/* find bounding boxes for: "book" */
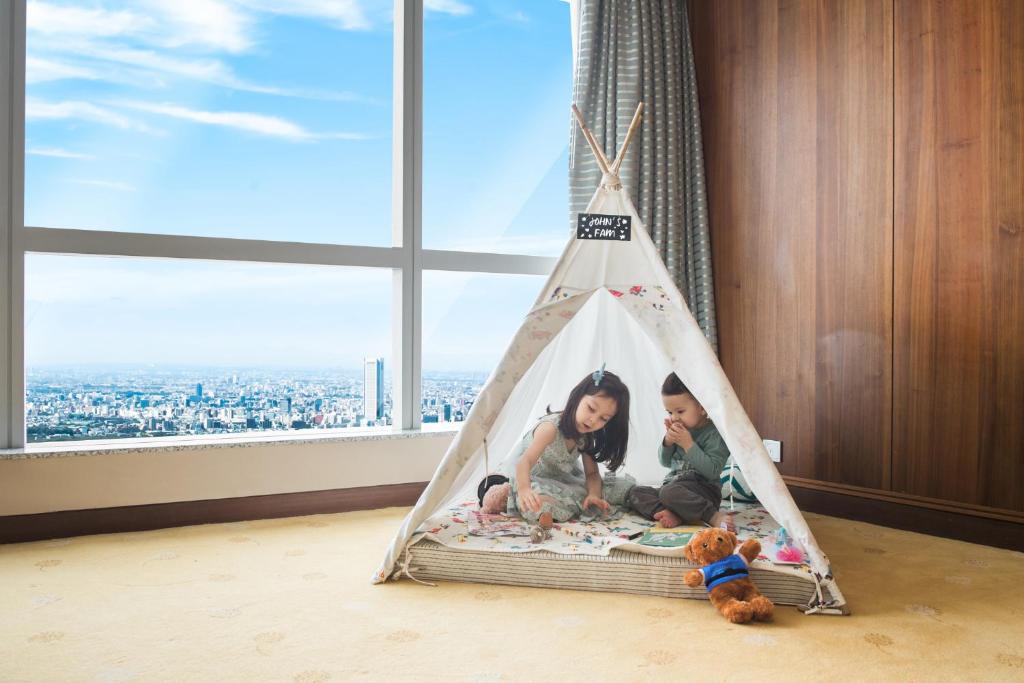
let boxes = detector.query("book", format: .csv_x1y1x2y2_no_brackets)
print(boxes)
635,524,705,548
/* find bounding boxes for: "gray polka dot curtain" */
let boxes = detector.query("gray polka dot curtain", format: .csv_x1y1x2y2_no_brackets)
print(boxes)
569,0,718,353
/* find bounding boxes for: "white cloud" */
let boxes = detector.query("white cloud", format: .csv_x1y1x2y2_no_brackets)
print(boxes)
118,100,367,141
27,147,94,159
70,44,233,83
29,35,375,102
425,0,473,16
142,0,253,53
26,98,159,133
234,0,373,31
27,1,154,38
70,179,136,192
26,56,99,84
29,0,252,53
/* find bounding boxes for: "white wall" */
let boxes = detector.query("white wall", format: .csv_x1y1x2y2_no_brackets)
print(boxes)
0,433,453,515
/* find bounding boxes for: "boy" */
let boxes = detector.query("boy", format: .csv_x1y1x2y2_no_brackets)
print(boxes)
627,373,731,529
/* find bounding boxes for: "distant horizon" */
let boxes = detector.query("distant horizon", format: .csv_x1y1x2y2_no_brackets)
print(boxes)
27,363,492,377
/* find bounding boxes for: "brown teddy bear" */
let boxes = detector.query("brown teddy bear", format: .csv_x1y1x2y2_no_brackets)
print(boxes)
683,528,774,623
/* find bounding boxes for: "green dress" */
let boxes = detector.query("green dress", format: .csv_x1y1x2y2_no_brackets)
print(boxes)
505,414,633,523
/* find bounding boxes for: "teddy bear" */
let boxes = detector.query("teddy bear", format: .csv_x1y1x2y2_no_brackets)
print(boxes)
683,528,774,623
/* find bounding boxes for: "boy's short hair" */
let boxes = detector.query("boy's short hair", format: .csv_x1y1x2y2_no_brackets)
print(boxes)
661,372,691,397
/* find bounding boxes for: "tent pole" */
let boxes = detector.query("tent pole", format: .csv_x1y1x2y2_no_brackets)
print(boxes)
571,104,612,176
610,101,644,175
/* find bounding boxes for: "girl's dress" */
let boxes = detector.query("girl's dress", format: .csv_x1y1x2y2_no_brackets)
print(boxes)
505,413,633,524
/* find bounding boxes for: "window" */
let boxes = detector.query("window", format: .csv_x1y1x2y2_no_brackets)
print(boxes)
25,255,392,442
25,0,393,245
422,0,571,256
421,271,544,424
1,1,567,449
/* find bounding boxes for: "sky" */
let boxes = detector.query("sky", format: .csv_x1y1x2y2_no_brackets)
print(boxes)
23,0,571,373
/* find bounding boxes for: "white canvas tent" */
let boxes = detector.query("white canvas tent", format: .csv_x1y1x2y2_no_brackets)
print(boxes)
375,104,846,615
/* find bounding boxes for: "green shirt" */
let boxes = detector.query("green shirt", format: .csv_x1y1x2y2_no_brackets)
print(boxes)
658,421,730,485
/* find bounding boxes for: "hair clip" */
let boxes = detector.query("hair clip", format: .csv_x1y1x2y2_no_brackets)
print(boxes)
592,362,606,386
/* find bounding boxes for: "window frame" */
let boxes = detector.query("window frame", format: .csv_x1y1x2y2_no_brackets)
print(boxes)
0,0,558,450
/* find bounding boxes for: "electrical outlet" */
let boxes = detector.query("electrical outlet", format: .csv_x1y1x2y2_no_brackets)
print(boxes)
763,439,782,463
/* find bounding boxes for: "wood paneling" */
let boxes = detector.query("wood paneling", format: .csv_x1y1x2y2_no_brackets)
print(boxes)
690,1,893,488
893,0,1024,510
786,479,1024,551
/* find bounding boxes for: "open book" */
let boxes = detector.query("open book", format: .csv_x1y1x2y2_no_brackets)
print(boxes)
635,524,705,548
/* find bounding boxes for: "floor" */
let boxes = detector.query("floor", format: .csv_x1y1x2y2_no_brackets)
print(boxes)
1,506,1023,682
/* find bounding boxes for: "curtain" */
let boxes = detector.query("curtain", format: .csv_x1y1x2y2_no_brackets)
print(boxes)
569,0,718,352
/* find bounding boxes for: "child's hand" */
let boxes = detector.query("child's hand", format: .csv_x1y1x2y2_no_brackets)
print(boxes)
664,417,695,450
582,494,610,515
518,488,542,513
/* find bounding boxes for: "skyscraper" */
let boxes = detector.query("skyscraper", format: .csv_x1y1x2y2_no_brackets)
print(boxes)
363,357,384,425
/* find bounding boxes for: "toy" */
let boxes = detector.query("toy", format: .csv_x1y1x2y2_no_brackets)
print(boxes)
683,528,774,623
773,528,805,564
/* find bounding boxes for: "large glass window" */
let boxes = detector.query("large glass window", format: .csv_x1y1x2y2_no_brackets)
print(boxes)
422,0,571,256
5,1,569,449
24,1,393,246
421,271,544,424
25,255,392,442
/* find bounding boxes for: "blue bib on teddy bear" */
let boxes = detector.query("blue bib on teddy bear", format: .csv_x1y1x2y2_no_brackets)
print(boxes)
700,553,749,592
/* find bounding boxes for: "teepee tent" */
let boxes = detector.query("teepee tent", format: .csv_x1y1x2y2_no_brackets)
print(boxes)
375,104,846,615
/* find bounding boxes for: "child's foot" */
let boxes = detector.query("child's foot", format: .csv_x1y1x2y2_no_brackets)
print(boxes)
653,509,683,528
709,510,736,531
538,511,554,529
480,482,510,514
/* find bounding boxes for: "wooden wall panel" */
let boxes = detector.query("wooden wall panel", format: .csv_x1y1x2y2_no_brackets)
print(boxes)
893,0,1024,510
689,1,893,488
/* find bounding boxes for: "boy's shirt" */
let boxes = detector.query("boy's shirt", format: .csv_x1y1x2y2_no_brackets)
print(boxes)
658,421,730,485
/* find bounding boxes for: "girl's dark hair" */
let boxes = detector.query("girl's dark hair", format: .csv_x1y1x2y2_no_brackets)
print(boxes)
554,370,630,471
661,372,691,396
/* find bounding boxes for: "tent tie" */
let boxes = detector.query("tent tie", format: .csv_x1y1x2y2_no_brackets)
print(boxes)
399,541,436,587
726,458,737,511
802,571,826,614
483,437,490,482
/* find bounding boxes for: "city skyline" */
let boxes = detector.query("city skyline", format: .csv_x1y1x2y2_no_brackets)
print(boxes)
27,363,486,442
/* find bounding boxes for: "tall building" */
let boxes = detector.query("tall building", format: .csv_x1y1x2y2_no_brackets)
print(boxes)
363,357,384,425
196,383,203,399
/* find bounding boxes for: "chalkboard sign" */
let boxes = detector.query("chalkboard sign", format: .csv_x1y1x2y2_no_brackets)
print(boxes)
576,213,631,241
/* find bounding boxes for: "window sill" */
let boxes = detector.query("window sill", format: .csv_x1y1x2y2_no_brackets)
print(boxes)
1,424,460,461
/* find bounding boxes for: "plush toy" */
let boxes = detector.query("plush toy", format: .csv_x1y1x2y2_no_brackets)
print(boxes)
683,528,774,623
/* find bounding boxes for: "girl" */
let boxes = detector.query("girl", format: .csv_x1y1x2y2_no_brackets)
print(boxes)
480,367,631,529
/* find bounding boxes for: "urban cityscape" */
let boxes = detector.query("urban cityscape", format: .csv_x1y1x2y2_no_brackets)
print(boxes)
25,360,488,443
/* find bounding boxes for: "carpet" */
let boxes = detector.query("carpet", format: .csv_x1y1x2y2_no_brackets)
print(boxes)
1,507,1022,682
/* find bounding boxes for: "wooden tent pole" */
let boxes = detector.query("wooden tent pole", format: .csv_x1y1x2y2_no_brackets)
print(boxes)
610,101,644,175
571,104,612,176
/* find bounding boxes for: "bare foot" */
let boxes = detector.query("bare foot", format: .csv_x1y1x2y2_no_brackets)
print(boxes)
709,510,736,531
653,509,683,528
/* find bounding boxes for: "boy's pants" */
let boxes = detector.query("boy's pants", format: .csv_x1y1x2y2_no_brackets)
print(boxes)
627,470,722,525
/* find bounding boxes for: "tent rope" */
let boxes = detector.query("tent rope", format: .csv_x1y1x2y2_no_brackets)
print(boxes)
399,542,437,587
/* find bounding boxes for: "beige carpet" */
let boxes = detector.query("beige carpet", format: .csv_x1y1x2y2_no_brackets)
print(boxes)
1,507,1022,682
